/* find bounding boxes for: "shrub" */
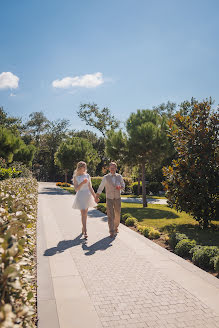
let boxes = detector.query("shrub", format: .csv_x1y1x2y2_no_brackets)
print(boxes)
99,193,106,203
96,204,107,214
175,239,196,258
213,256,219,273
121,213,133,223
131,182,143,195
148,228,160,239
189,245,202,256
148,181,163,194
192,246,219,270
137,225,145,233
142,226,153,237
168,232,188,249
123,177,133,194
56,182,71,187
9,161,33,178
125,217,138,227
0,167,22,180
91,177,102,192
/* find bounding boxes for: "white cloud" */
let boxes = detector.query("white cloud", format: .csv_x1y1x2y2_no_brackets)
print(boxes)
0,72,19,89
10,93,16,97
52,72,104,89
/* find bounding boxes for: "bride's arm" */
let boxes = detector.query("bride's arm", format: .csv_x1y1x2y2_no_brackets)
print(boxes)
88,176,96,198
73,177,87,191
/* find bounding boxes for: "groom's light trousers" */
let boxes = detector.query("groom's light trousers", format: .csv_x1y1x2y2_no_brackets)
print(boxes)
106,198,121,234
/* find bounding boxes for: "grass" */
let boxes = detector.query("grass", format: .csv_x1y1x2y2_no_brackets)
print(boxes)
99,202,219,248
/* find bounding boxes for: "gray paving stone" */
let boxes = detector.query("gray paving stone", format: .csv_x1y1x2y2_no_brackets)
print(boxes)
38,182,219,328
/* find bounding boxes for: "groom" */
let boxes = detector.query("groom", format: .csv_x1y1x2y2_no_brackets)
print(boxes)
96,162,125,237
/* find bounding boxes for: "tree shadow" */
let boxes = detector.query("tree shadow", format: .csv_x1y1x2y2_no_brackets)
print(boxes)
88,209,108,222
162,223,219,247
39,187,69,195
43,234,86,256
82,236,115,256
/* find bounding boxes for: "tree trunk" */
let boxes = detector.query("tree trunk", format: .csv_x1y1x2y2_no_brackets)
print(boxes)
65,170,68,183
142,163,147,207
137,175,141,196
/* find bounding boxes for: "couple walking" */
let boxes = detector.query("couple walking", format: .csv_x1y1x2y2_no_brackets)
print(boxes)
72,161,125,238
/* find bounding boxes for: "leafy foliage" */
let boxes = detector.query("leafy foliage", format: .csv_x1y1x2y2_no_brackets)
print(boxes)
77,103,120,137
168,232,188,249
125,217,138,226
0,177,38,327
0,167,22,180
174,239,196,257
163,100,219,228
55,137,100,182
192,246,219,270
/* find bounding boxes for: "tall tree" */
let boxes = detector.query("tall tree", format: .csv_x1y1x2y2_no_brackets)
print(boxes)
0,127,23,163
69,129,105,175
54,137,100,182
25,111,50,144
77,103,120,137
106,110,170,207
162,99,219,228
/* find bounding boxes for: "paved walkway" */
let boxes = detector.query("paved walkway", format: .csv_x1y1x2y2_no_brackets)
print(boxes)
37,182,219,328
121,197,167,205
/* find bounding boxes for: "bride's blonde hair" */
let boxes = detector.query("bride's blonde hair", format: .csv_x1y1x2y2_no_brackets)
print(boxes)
73,161,87,179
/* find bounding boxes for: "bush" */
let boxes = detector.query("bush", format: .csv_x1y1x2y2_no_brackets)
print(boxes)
0,167,22,180
175,239,196,258
125,217,138,226
99,193,106,203
192,246,219,270
123,177,133,194
96,204,107,214
148,181,163,194
142,226,153,237
131,182,143,195
148,228,160,239
189,245,202,256
213,256,219,273
168,232,188,249
9,161,33,178
56,182,71,187
91,177,102,192
121,213,133,223
137,225,145,233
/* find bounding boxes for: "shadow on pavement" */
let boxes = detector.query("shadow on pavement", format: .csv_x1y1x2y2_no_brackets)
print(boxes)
38,187,69,195
82,236,115,256
43,234,86,256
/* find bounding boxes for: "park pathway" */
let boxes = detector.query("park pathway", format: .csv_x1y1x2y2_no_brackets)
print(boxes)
37,182,219,328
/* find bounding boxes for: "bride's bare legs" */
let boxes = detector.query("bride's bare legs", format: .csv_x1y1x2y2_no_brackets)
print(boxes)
81,209,88,237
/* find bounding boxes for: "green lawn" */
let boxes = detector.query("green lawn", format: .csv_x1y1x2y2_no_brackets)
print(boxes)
119,203,219,248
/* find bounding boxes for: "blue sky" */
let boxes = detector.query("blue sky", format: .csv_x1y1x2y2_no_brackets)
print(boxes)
1,0,219,131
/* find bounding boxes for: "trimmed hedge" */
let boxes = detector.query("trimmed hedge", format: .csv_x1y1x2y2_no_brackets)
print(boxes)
168,232,188,249
125,217,138,227
192,246,219,270
175,239,196,258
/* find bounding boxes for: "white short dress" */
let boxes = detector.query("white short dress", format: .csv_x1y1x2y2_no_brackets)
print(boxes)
72,174,96,210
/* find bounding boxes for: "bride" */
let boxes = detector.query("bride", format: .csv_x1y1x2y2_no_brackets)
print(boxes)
72,161,97,238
